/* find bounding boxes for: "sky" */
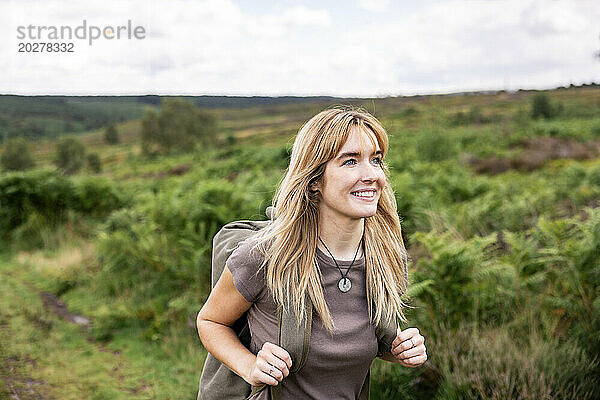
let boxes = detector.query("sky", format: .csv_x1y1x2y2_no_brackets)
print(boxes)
1,0,599,97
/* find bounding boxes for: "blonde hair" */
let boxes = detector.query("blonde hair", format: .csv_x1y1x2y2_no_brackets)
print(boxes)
253,106,409,333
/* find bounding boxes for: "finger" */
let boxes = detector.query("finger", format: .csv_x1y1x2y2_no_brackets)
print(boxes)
256,368,280,386
396,344,425,360
399,353,427,367
263,342,293,370
391,335,424,356
256,358,283,383
397,327,420,343
259,350,289,378
392,327,424,348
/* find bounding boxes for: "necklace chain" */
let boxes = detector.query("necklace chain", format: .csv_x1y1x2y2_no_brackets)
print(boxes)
317,235,363,281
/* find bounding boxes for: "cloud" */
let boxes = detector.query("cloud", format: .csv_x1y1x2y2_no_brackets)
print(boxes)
356,0,390,13
328,0,600,95
1,0,598,96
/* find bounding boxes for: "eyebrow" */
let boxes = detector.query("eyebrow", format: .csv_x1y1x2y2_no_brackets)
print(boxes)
336,149,383,160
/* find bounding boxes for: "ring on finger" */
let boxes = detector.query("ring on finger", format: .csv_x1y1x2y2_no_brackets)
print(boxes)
268,363,278,377
409,338,414,348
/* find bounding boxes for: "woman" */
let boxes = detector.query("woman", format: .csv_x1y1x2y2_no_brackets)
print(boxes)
197,107,427,399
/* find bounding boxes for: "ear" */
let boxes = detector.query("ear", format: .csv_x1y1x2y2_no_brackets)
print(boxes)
309,180,321,193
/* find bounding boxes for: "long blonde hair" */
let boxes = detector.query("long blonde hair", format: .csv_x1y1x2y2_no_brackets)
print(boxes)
253,106,409,333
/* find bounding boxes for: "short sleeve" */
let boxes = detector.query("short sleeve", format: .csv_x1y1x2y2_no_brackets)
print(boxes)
226,238,268,303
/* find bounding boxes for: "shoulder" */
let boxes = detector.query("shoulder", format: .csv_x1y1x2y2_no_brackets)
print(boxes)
227,237,269,303
228,237,267,271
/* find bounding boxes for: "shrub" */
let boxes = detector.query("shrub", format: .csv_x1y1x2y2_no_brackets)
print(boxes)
415,129,458,162
531,93,555,120
93,176,266,337
141,109,160,156
73,176,126,216
409,230,504,329
54,137,85,175
401,106,420,117
103,124,120,145
587,164,600,186
432,323,600,400
450,106,501,126
421,167,490,204
207,144,290,179
0,170,75,238
141,98,217,155
0,170,126,242
1,137,34,171
86,152,102,173
533,211,600,357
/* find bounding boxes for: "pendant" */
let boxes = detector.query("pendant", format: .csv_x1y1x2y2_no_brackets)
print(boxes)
338,277,351,292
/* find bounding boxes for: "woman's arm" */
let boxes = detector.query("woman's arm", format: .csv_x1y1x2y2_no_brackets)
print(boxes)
196,265,255,381
196,265,291,386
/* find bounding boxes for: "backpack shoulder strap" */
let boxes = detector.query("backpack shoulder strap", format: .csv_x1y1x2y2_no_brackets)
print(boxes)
211,218,271,287
247,293,312,400
271,292,312,400
279,292,312,373
355,315,397,400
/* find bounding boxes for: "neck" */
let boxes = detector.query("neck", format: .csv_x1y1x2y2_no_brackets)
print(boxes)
317,212,364,261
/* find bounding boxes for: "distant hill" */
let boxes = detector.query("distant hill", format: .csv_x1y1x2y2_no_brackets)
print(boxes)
0,96,149,142
2,83,597,142
0,95,346,142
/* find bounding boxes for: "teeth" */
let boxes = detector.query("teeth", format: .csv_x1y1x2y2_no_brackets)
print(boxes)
352,191,375,197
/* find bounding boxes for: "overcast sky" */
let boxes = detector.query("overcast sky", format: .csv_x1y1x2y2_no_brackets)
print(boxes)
1,0,599,96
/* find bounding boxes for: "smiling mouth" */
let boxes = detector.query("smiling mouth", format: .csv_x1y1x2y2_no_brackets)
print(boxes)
351,190,376,199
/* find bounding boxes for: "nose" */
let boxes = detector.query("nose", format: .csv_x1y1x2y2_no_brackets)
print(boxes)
360,161,379,183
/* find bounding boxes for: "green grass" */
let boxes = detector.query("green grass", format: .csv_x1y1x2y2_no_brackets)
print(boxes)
0,253,206,400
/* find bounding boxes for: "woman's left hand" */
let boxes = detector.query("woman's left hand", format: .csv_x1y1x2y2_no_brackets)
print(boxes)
391,327,427,367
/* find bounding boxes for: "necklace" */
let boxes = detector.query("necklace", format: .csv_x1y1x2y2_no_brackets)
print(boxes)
317,235,363,293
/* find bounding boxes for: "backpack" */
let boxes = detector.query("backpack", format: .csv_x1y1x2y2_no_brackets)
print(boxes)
197,206,398,400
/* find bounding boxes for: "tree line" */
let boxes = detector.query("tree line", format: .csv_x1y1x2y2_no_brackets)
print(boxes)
1,98,216,174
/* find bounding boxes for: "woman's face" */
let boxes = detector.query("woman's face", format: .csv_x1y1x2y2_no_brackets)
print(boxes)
314,126,386,223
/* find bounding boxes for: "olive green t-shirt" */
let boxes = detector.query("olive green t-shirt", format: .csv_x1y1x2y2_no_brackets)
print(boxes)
227,238,378,399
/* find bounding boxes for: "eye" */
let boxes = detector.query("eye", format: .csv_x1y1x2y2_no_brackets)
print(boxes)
372,157,383,165
343,159,357,166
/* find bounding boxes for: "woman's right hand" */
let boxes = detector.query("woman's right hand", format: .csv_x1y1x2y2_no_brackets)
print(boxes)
246,342,292,387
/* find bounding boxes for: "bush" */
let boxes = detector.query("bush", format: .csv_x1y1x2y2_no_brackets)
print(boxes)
415,129,458,162
587,164,600,186
409,231,504,329
531,93,556,120
86,152,102,173
450,105,498,126
0,170,126,242
54,137,86,175
0,170,75,238
533,211,600,357
73,176,126,216
141,98,217,155
103,124,119,145
93,176,266,336
432,323,600,400
1,137,34,171
207,144,290,179
141,109,160,156
401,106,420,117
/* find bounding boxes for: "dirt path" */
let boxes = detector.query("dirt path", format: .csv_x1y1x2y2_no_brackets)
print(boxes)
39,292,90,330
0,259,153,400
